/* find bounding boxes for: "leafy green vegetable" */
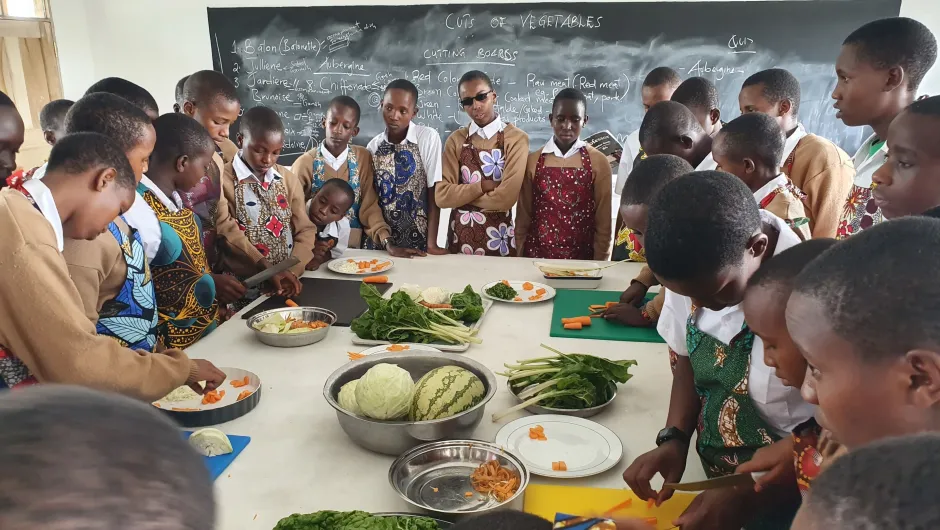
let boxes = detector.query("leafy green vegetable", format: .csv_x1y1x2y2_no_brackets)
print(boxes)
492,344,637,422
351,283,482,345
274,511,441,530
485,282,518,300
443,285,484,322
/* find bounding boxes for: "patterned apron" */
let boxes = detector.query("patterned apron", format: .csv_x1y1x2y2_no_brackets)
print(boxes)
363,141,429,251
523,148,595,259
687,307,795,530
612,150,648,262
310,148,362,228
173,162,222,271
792,418,823,497
143,190,219,349
758,181,810,240
447,130,514,256
837,185,883,239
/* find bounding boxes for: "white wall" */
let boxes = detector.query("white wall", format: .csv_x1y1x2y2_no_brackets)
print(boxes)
51,0,940,113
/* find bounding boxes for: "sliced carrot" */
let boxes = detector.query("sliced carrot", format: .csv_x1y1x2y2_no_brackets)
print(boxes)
464,491,474,497
602,498,633,516
589,304,607,310
528,295,543,301
643,518,657,525
432,487,439,493
564,322,582,330
347,258,355,263
535,288,547,296
153,403,161,408
606,301,617,308
231,376,250,388
561,317,578,324
557,461,567,471
348,351,366,361
237,390,252,402
563,316,592,325
513,297,523,302
285,299,298,307
522,281,534,291
370,259,378,264
363,275,389,284
501,280,510,286
387,344,408,352
647,498,656,510
551,462,559,471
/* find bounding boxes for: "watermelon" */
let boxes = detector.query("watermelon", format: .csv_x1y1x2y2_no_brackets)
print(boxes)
410,366,485,421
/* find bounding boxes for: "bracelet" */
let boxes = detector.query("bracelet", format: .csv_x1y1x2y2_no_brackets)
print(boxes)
641,308,652,322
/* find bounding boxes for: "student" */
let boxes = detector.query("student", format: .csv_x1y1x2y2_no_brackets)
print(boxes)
39,99,74,146
871,95,940,218
291,95,375,248
791,434,940,530
438,71,529,256
606,155,693,327
0,90,25,186
712,113,812,240
671,76,723,137
735,239,841,497
140,113,238,348
85,77,159,121
623,172,813,530
60,93,162,351
363,79,444,256
833,17,937,238
173,74,189,113
215,105,316,301
0,132,224,399
739,68,855,238
639,101,715,171
0,385,215,530
306,179,356,271
787,217,940,451
516,88,612,260
451,511,552,530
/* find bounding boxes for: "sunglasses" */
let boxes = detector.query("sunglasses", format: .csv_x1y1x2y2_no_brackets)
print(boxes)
460,90,493,108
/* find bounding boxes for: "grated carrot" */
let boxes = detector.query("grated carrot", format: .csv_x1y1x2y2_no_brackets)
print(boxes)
470,460,520,502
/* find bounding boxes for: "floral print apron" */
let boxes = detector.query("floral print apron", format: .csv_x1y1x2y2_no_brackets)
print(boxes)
310,148,362,229
363,141,429,251
173,162,222,271
233,175,295,268
522,148,595,259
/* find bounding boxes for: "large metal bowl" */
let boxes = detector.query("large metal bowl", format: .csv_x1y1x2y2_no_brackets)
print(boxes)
388,440,529,516
323,352,497,455
509,384,617,418
246,307,336,348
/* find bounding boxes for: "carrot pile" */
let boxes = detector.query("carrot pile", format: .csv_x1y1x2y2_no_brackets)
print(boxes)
363,275,388,284
231,376,251,388
351,258,391,273
201,389,225,405
551,461,568,472
528,425,547,441
289,320,329,330
470,460,521,502
236,390,253,402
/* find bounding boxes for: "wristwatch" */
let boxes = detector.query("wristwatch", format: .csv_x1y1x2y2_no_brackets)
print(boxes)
382,236,391,248
655,426,690,447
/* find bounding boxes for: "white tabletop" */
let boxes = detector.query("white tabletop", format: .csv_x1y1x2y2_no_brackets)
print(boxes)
186,250,707,529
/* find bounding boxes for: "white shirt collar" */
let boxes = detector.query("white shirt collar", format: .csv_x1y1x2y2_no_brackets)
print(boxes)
753,173,791,203
319,220,340,238
319,143,349,171
233,153,280,184
696,151,718,171
543,138,587,159
469,116,505,140
780,123,808,167
31,162,48,181
139,175,179,212
377,123,420,146
21,178,64,251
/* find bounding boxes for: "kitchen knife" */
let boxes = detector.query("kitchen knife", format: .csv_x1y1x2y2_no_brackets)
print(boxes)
664,472,762,491
242,257,300,288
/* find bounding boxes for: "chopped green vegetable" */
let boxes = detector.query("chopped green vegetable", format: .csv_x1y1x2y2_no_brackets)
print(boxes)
443,285,484,322
274,510,441,530
492,344,637,422
485,282,517,300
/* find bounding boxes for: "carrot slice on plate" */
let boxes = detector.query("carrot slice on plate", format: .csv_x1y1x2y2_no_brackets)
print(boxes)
522,281,534,291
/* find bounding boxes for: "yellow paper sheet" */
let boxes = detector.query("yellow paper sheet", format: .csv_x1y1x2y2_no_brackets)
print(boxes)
524,484,698,529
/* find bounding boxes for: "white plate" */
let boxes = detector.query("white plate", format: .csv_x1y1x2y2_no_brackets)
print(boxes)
357,344,443,356
494,415,623,478
481,280,556,304
328,257,394,275
152,367,260,411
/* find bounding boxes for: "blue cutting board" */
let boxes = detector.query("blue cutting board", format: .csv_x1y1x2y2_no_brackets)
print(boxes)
182,431,251,481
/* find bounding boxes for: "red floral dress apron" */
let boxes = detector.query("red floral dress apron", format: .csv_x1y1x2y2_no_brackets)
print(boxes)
523,147,595,259
447,130,514,256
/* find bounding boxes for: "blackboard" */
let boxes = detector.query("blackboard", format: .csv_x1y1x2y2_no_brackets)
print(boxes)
207,1,901,166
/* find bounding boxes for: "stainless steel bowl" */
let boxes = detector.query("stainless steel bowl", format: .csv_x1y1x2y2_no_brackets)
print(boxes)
388,440,529,516
246,307,336,348
323,352,497,455
509,384,617,418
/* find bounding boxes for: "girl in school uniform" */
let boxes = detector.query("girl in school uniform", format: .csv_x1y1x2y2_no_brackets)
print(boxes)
437,70,529,257
515,88,612,260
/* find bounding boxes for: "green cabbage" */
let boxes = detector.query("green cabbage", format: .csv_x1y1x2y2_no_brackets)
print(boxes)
354,364,414,420
337,380,361,415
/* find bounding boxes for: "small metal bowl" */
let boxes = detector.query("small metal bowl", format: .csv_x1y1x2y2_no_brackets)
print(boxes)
323,352,497,455
388,440,529,516
246,307,336,348
508,384,617,418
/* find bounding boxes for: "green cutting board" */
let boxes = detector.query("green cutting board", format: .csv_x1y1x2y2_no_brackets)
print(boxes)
549,290,665,343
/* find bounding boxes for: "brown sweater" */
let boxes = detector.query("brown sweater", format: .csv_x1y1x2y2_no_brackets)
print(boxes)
215,160,316,278
217,137,239,165
62,216,134,324
783,134,855,238
515,145,613,260
0,189,194,401
436,124,529,211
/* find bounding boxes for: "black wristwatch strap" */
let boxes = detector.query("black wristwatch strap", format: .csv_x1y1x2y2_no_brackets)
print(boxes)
656,426,690,447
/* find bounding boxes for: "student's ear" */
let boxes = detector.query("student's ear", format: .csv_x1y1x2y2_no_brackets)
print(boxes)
583,115,590,126
236,132,244,149
546,113,554,125
351,125,360,138
709,108,721,126
321,116,327,130
678,134,695,151
175,154,189,174
905,350,940,407
885,66,905,92
747,232,770,259
743,157,756,174
43,130,56,147
92,167,118,191
173,103,181,113
182,100,196,117
779,99,792,116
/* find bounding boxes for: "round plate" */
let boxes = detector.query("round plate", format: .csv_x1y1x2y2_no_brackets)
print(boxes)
152,367,261,428
328,257,394,275
481,281,556,304
358,344,443,356
494,415,623,478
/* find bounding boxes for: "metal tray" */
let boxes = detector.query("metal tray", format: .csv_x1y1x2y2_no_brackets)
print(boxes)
153,367,261,428
509,384,617,418
351,299,493,353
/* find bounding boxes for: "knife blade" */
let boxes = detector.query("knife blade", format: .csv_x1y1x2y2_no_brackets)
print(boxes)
242,257,300,288
664,472,758,491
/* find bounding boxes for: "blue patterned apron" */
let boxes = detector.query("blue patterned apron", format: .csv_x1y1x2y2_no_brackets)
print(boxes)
311,147,361,228
363,140,429,251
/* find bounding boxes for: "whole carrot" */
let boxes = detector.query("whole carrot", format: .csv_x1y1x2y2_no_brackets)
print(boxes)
363,275,389,284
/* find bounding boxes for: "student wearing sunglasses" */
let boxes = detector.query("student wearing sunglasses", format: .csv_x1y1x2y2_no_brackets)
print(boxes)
437,70,529,256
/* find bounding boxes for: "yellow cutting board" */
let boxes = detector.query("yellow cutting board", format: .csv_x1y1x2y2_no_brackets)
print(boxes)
524,484,698,529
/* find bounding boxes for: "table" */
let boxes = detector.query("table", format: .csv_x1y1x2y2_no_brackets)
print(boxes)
186,250,707,529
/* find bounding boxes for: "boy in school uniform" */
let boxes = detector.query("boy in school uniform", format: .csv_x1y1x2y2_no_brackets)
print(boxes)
39,99,73,147
215,105,316,301
0,385,215,530
832,17,937,239
623,172,813,530
671,77,723,168
291,95,375,249
438,71,530,257
0,91,25,187
364,79,444,256
306,179,356,271
0,132,224,399
871,96,940,218
739,69,855,238
85,77,160,121
712,113,813,240
516,88,612,260
639,101,716,172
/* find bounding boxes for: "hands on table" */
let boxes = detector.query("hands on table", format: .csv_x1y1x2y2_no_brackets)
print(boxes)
387,243,427,258
620,281,649,306
603,303,653,327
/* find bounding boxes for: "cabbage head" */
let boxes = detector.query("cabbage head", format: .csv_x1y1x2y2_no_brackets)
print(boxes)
337,380,361,415
355,363,414,420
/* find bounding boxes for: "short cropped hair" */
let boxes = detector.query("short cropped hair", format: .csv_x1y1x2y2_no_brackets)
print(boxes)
742,68,802,116
319,177,355,207
716,113,786,170
383,79,419,108
150,113,215,166
0,89,14,108
621,154,694,206
639,101,704,148
65,93,153,153
646,171,762,281
793,217,940,362
909,94,940,117
922,205,940,219
843,17,938,91
458,70,493,91
671,77,719,113
747,238,837,290
0,385,214,530
46,132,137,190
804,433,940,530
85,77,158,117
175,75,190,107
553,87,587,112
643,67,682,89
452,510,553,530
328,95,362,124
182,70,238,106
39,99,74,132
239,105,283,139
